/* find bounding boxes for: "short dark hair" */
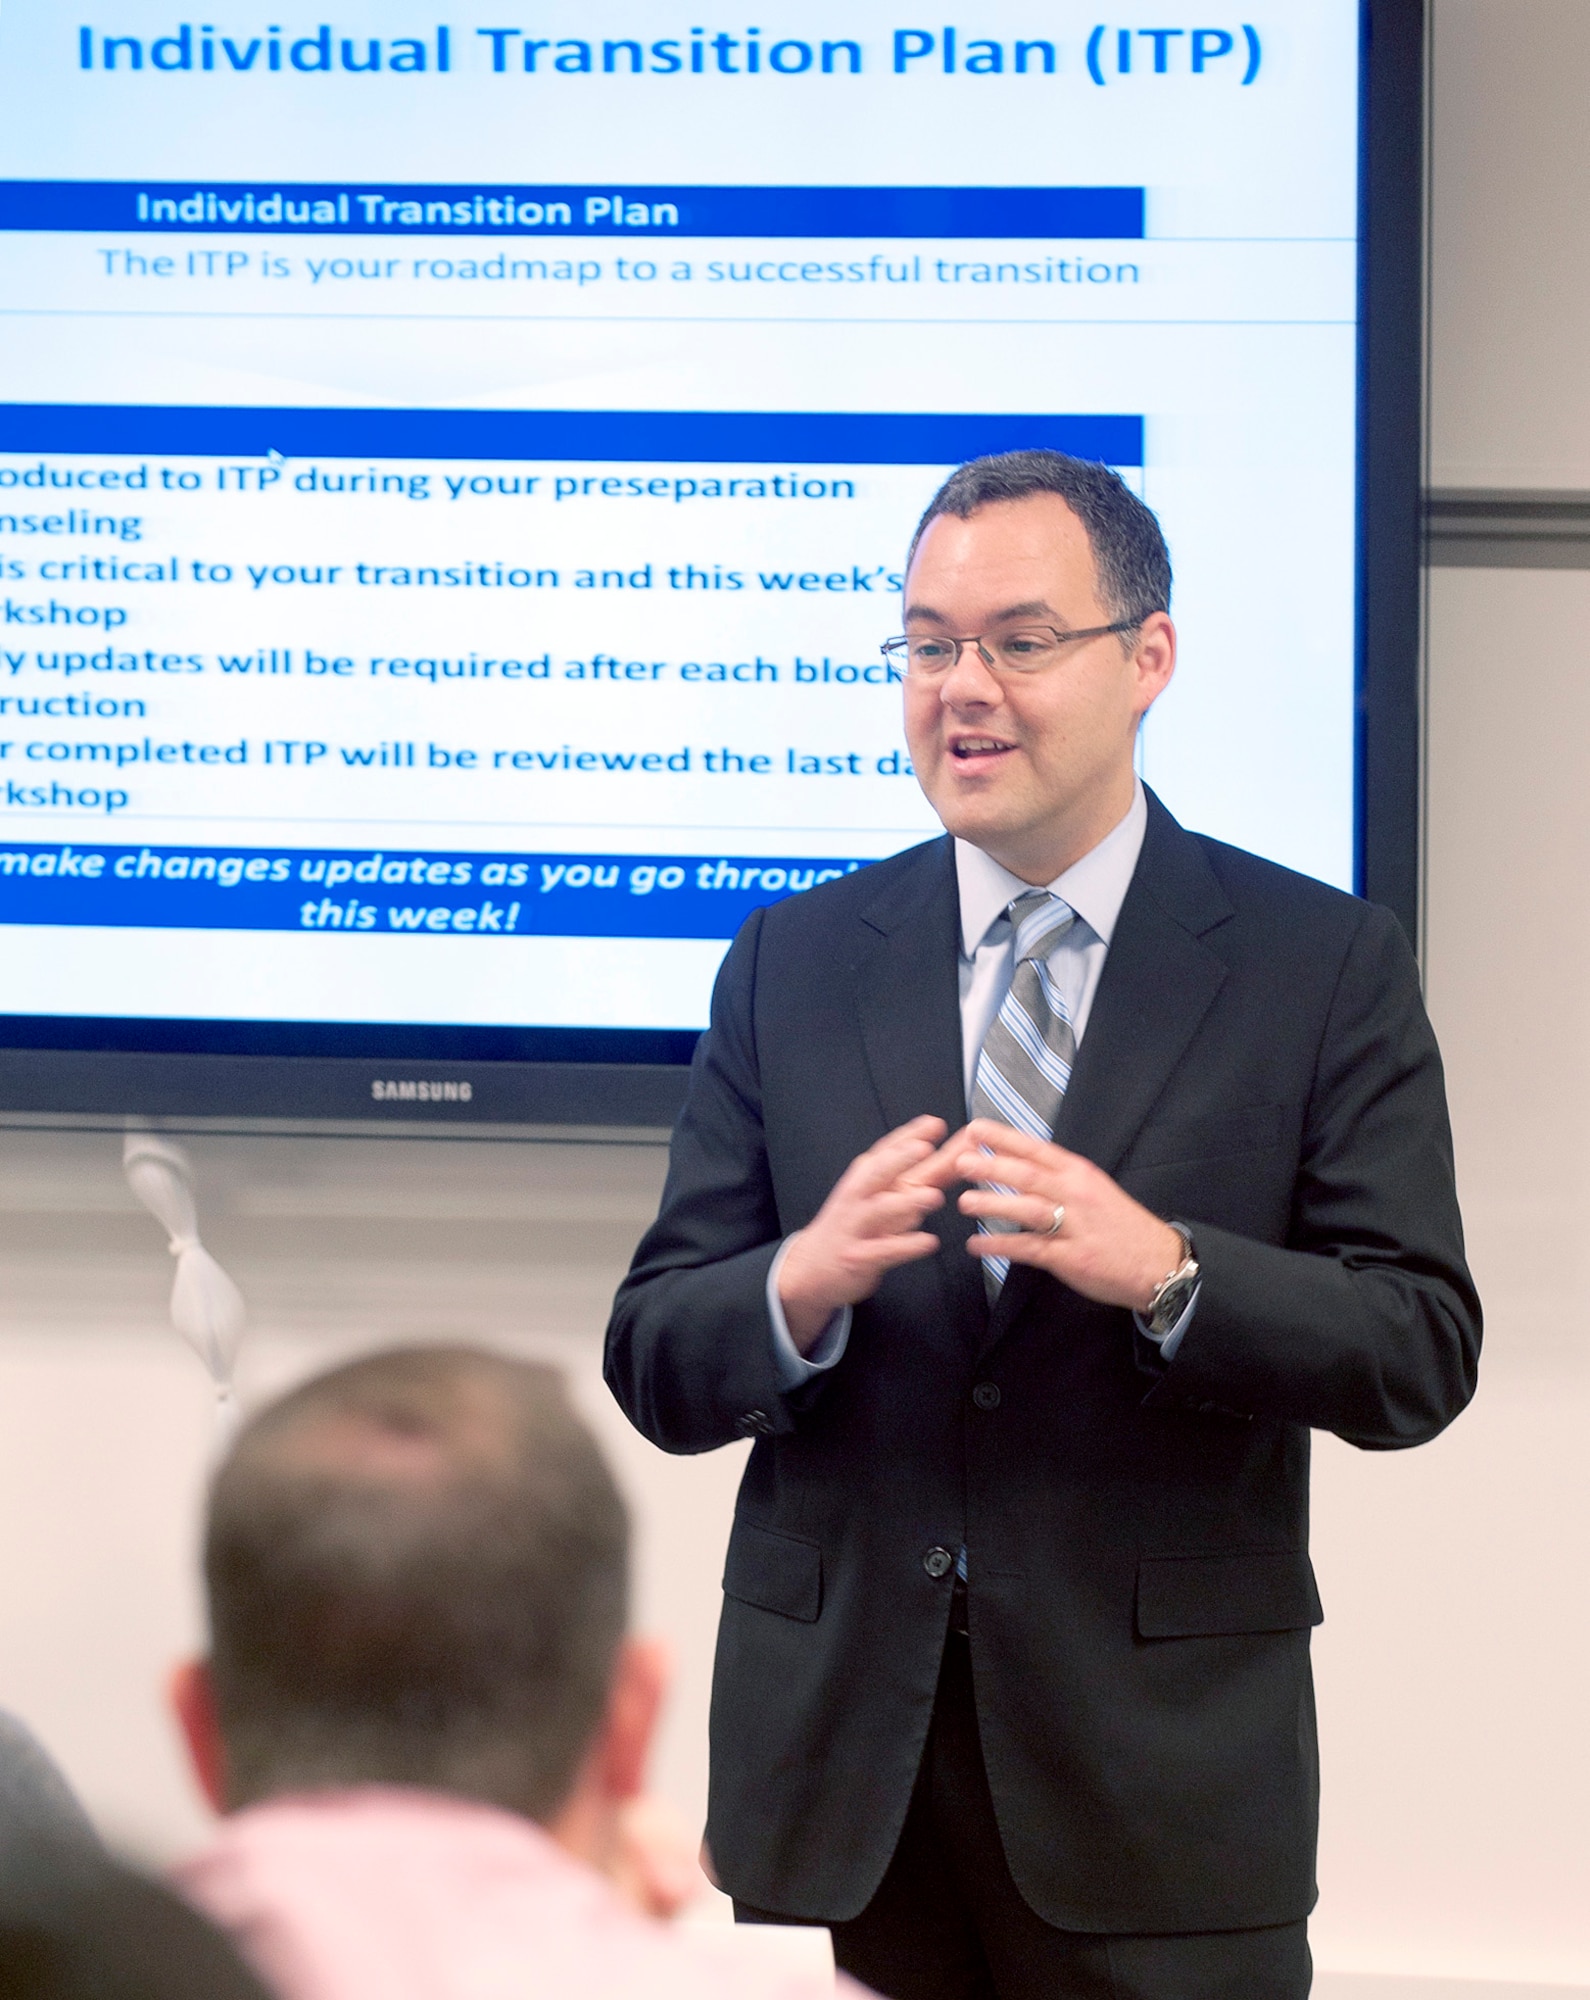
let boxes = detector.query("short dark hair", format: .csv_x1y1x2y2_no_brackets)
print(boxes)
205,1346,629,1823
907,449,1172,627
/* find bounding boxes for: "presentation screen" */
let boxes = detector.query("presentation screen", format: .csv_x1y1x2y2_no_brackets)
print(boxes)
0,1,1369,1091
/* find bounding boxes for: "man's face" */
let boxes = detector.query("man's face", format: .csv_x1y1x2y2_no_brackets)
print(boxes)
900,493,1175,881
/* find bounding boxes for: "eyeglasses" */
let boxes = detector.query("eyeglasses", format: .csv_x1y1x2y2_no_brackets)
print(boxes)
880,621,1141,679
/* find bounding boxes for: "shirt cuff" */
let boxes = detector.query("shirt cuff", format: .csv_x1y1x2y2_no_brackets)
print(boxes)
1134,1282,1200,1362
767,1236,853,1388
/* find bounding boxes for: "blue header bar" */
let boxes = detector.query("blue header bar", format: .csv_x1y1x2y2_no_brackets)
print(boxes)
0,405,1144,467
0,180,1144,240
0,840,872,941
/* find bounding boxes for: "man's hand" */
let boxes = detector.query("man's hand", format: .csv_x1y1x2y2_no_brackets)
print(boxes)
956,1119,1183,1312
778,1116,966,1351
608,1795,711,1920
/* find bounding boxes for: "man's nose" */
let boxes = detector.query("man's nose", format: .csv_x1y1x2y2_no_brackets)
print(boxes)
939,643,1003,706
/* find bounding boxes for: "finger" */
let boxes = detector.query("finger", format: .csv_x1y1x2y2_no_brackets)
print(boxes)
900,1126,973,1190
962,1120,1075,1169
612,1797,703,1921
851,1185,947,1236
969,1229,1064,1269
844,1120,956,1192
966,1228,1060,1262
955,1148,1052,1195
855,1116,949,1188
843,1131,940,1199
959,1188,1055,1231
854,1230,942,1270
885,1115,949,1146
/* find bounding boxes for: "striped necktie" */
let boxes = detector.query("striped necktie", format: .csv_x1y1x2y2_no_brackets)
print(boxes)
970,890,1078,1292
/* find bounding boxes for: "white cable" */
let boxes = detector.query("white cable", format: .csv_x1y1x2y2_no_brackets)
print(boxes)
122,1133,246,1447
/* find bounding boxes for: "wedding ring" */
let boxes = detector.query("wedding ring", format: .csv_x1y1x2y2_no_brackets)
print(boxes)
1042,1204,1066,1237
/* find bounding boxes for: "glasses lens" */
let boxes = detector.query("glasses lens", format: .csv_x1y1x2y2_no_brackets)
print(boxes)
902,637,958,675
989,629,1064,671
892,629,1075,676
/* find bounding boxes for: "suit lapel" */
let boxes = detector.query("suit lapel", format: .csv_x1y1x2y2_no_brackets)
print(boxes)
984,794,1235,1350
855,837,986,1338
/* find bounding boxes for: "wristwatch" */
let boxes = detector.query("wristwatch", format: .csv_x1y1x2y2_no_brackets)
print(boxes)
1145,1223,1199,1337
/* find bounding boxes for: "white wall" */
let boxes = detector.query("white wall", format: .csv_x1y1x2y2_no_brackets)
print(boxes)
1429,0,1590,489
0,1129,743,1865
1307,569,1590,1989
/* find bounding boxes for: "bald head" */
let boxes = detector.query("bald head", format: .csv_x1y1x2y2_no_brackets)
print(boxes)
204,1347,628,1822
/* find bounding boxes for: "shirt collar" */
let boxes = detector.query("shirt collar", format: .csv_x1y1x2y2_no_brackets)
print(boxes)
955,780,1148,958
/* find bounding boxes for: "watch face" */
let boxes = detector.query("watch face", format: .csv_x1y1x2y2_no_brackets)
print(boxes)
1152,1269,1198,1334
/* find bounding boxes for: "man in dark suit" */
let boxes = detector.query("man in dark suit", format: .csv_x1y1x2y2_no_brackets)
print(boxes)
604,451,1480,2000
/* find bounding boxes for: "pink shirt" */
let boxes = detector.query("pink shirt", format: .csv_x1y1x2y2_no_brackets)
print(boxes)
175,1788,863,2000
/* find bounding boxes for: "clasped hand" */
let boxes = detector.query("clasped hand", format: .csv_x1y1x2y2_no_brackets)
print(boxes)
777,1115,1183,1354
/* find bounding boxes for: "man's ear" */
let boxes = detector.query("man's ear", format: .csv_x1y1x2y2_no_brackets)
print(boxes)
1130,611,1177,716
595,1636,670,1803
169,1658,228,1814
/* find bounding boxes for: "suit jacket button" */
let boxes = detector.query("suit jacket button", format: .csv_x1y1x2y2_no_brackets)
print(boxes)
922,1547,953,1579
972,1382,1001,1410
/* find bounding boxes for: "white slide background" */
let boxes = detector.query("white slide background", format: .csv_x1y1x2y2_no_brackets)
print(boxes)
0,0,1359,1029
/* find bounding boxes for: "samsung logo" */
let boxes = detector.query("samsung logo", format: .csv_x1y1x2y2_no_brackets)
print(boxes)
370,1078,474,1103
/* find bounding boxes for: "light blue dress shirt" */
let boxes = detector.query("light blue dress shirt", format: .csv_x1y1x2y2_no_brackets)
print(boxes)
767,781,1197,1389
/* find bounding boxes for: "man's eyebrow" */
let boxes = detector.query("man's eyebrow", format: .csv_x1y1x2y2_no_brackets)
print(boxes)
902,598,1059,627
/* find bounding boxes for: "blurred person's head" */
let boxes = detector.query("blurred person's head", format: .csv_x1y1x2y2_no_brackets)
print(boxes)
171,1347,667,1877
0,1848,272,2000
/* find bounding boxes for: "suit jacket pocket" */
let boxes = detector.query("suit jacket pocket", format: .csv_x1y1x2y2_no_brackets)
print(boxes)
1126,1103,1286,1172
1136,1549,1323,1638
723,1520,823,1622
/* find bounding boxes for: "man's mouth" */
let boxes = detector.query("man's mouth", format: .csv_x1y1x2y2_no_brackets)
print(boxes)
949,735,1016,764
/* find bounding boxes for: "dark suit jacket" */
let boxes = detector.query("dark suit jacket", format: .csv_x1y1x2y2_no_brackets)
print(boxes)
604,791,1480,1934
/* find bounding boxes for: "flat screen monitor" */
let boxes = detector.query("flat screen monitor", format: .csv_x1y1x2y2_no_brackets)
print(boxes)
0,0,1421,1127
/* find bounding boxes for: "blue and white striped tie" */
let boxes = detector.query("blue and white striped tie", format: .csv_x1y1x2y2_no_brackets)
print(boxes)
970,890,1077,1292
